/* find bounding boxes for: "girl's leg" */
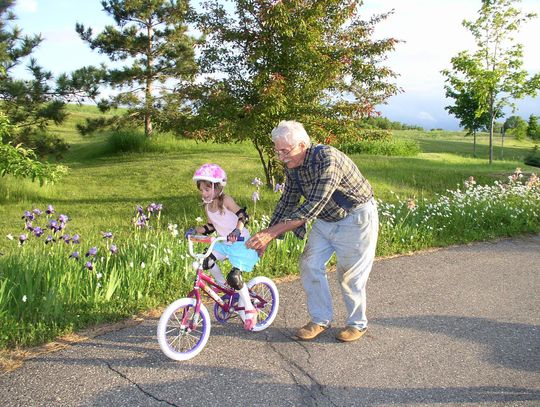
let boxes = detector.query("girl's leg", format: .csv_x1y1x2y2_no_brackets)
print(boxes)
237,284,257,330
209,264,226,285
208,251,227,285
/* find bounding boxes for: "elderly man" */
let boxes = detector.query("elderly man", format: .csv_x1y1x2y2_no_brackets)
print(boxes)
246,120,379,342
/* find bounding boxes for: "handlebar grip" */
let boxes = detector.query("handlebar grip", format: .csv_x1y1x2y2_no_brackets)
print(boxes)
188,235,214,243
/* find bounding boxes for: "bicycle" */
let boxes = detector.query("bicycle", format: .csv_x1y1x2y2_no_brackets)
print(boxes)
157,235,280,361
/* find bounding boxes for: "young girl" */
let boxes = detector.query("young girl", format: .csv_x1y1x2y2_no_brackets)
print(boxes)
185,163,260,330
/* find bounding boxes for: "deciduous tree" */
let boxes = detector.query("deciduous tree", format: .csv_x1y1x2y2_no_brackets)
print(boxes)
527,114,540,140
442,0,540,164
179,0,399,184
444,86,491,157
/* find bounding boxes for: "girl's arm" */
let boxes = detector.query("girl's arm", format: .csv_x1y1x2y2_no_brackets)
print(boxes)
223,195,248,237
193,216,215,235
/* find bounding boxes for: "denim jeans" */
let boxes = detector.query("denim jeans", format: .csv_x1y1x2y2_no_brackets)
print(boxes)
299,198,379,329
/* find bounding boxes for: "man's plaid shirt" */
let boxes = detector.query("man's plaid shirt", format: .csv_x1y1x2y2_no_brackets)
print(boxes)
269,144,373,238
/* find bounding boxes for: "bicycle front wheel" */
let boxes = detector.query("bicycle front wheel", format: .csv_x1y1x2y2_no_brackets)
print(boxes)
247,276,279,332
157,298,211,361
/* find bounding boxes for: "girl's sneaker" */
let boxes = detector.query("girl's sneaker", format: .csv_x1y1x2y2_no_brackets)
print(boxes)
243,309,258,331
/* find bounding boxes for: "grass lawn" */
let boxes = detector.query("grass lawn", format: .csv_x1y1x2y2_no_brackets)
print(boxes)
1,107,538,242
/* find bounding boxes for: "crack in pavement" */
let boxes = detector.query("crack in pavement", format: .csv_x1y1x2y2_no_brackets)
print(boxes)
105,362,178,406
265,327,339,407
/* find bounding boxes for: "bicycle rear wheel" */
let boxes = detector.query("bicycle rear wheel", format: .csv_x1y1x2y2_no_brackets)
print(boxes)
157,298,211,361
247,276,279,332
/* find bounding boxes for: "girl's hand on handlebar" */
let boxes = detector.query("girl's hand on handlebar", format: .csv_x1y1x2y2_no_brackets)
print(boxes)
184,227,197,239
227,228,241,242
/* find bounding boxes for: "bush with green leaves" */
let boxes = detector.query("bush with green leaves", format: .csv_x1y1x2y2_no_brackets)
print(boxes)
524,145,540,168
0,113,68,185
106,129,150,153
527,115,540,140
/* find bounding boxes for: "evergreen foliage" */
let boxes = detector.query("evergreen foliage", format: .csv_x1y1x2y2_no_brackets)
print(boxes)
76,0,198,137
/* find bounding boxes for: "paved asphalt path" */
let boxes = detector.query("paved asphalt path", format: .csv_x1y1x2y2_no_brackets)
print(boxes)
1,235,539,407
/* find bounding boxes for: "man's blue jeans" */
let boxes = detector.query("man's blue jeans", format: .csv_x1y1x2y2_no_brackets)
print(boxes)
299,198,379,329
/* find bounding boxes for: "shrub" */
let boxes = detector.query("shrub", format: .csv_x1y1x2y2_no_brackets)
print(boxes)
107,129,149,153
524,145,540,168
337,139,420,156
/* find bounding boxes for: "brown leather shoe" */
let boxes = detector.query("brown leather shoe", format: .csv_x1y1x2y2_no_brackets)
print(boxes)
295,322,329,341
336,326,367,342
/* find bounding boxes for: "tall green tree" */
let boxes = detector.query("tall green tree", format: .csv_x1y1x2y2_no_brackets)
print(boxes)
76,0,198,137
442,0,540,164
527,114,540,140
178,0,399,184
0,0,101,156
444,86,491,157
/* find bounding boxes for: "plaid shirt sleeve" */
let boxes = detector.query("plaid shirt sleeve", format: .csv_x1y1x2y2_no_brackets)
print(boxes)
269,173,302,226
269,145,372,239
288,148,342,222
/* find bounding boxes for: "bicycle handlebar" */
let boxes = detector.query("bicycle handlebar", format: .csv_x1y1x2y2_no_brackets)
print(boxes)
187,235,244,260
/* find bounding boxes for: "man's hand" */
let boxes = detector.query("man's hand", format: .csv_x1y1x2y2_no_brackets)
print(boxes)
246,230,274,255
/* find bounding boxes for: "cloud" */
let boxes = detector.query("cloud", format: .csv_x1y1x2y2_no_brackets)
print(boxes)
16,0,38,13
417,112,436,122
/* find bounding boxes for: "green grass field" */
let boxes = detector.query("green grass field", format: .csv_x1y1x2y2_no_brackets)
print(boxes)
0,105,538,349
1,105,537,239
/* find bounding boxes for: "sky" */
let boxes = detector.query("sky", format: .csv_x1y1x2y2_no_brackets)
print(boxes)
10,0,540,130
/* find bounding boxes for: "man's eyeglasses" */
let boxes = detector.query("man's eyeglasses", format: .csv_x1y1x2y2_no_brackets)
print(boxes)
274,144,297,157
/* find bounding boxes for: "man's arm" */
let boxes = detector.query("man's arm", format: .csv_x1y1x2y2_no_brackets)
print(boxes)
246,218,306,254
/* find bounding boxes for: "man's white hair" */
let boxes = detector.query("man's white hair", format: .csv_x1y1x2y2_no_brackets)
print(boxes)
271,120,312,146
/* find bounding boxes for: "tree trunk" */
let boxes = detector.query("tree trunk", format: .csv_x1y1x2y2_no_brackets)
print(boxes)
488,95,494,164
253,140,271,186
145,20,154,138
473,130,477,157
501,128,505,160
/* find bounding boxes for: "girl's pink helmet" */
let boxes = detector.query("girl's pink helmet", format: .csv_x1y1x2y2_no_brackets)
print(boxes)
193,164,227,186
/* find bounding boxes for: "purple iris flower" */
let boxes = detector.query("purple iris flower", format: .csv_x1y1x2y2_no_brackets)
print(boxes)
19,234,28,245
71,234,81,244
33,208,43,216
25,222,34,231
69,251,79,260
45,205,55,215
58,214,69,224
101,231,113,239
274,183,284,193
85,261,93,271
136,205,144,215
62,234,71,243
45,235,56,244
135,214,148,228
85,247,98,257
33,227,44,237
110,244,118,255
22,211,35,221
49,220,59,232
251,177,264,187
147,203,157,213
